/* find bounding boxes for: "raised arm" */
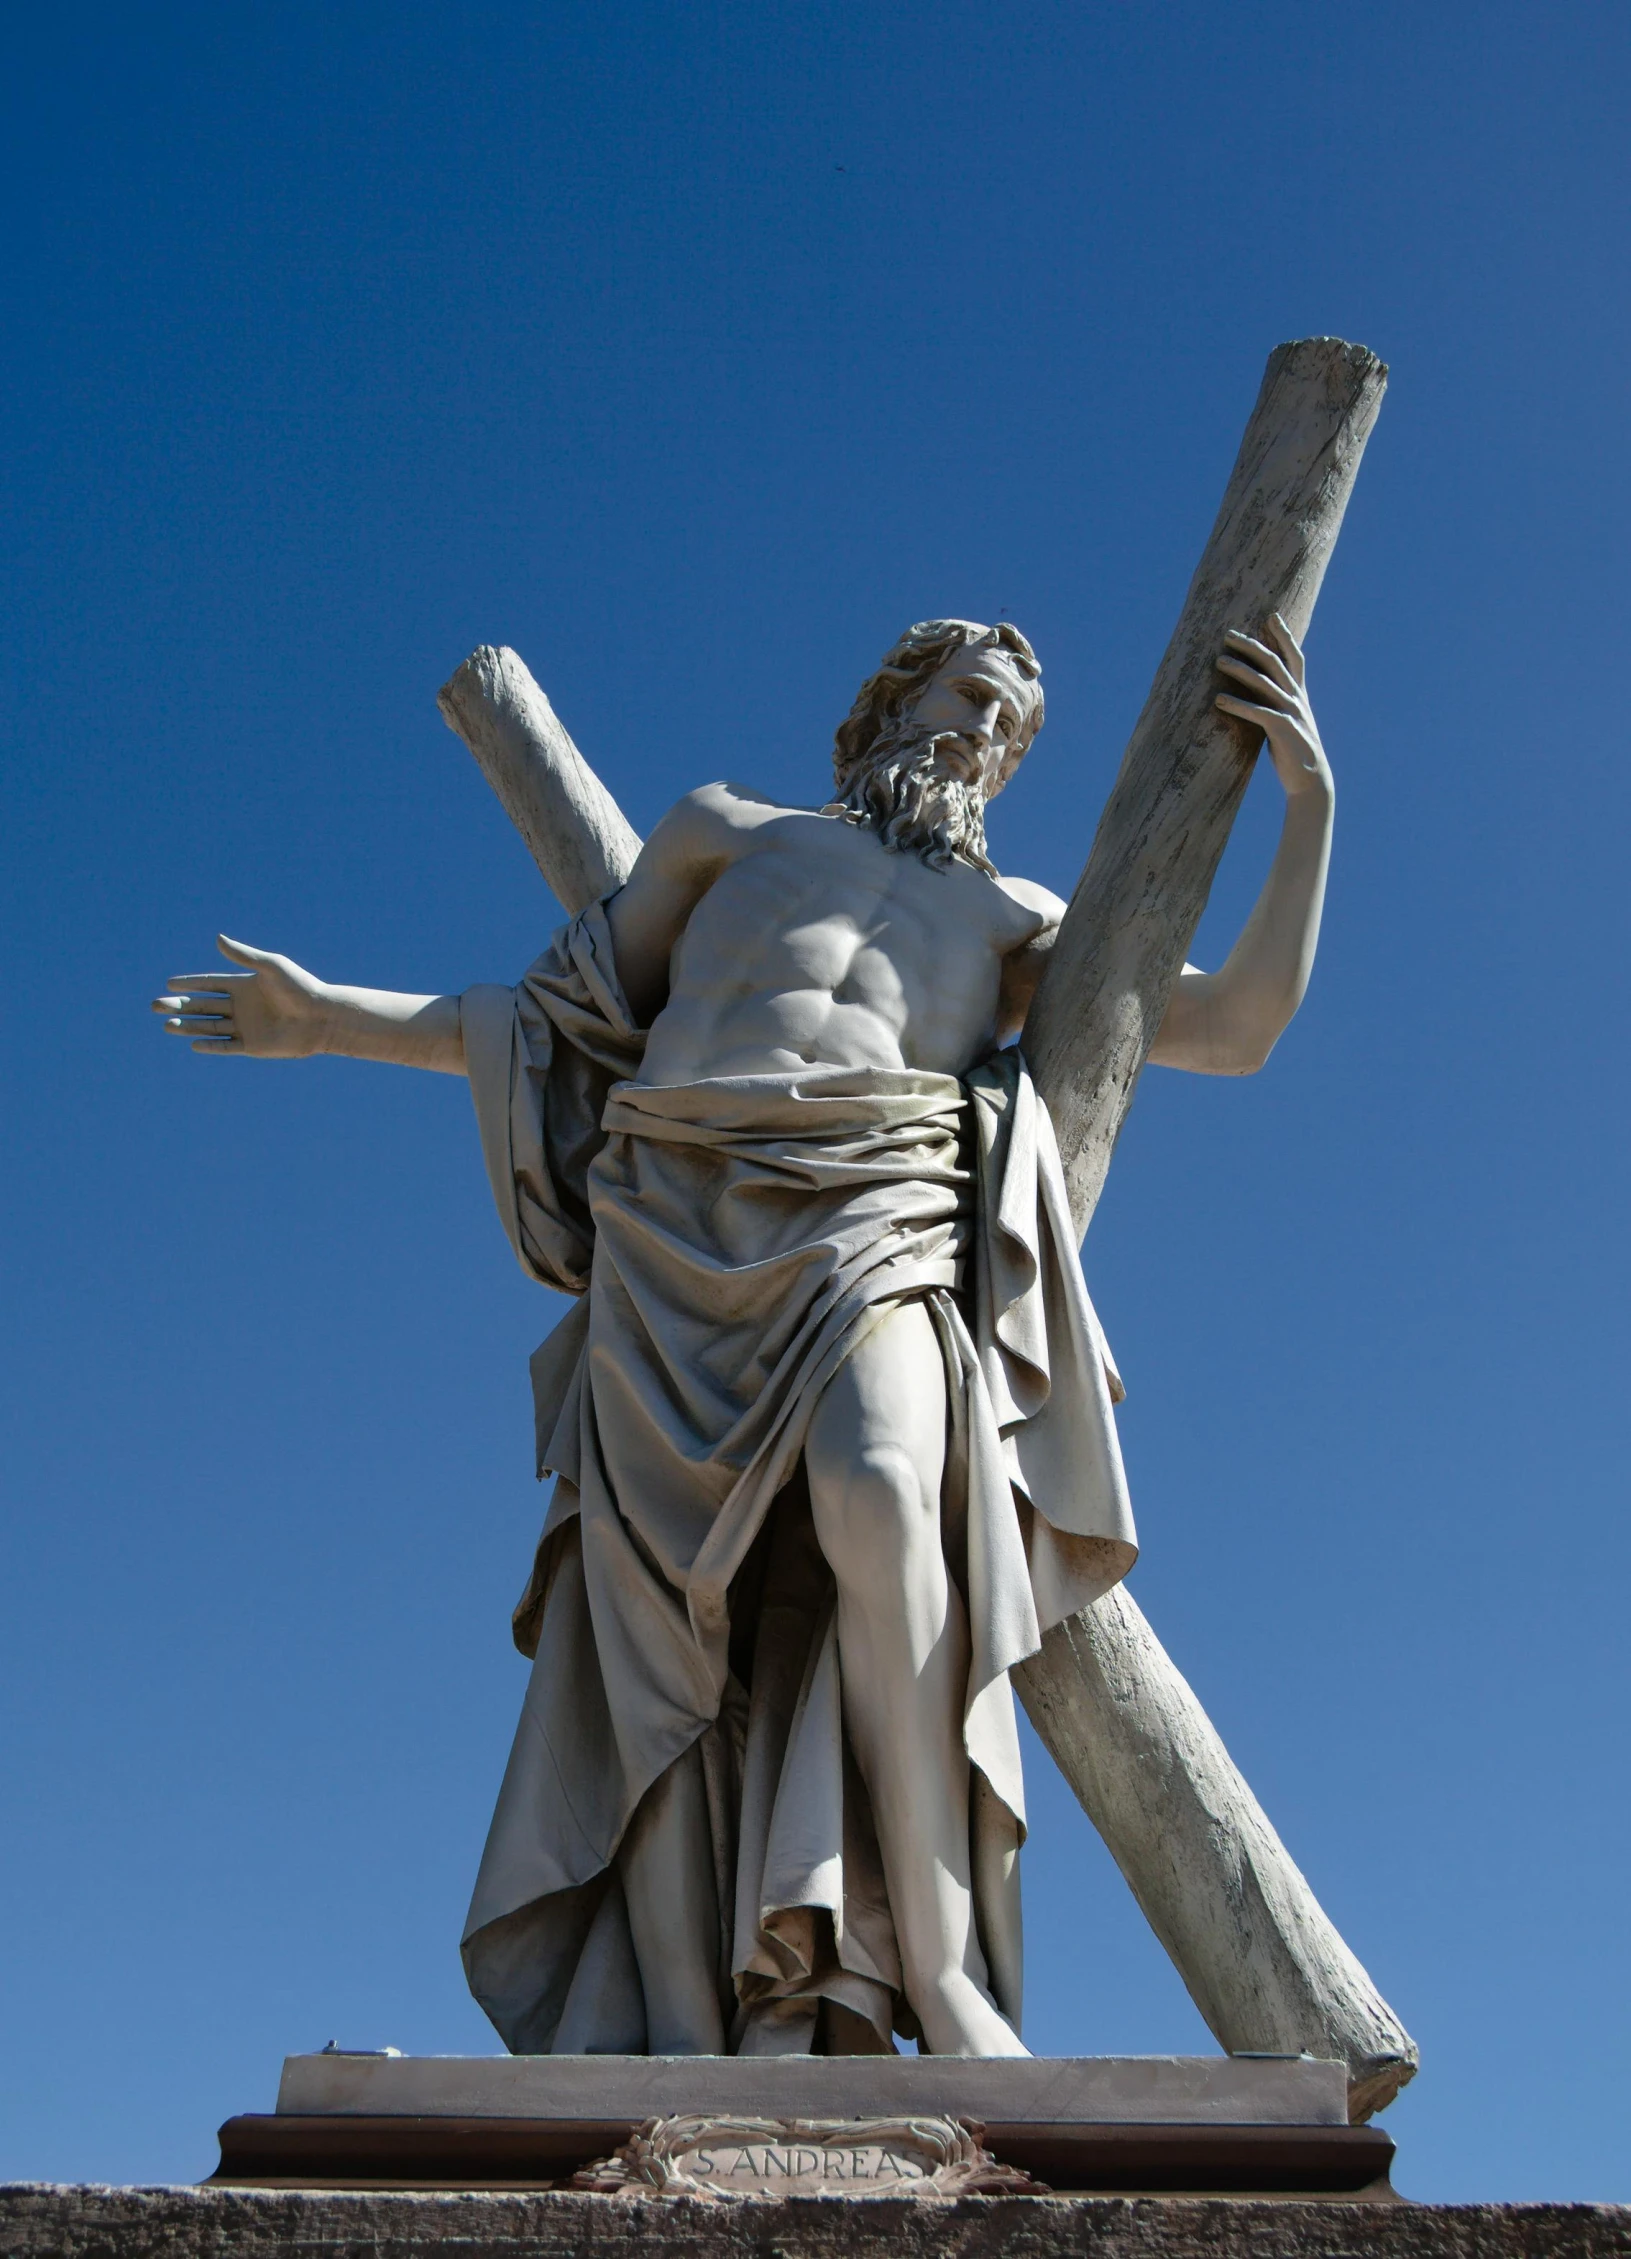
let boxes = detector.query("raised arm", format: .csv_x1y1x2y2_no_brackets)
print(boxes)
995,877,1068,1040
1148,616,1334,1076
153,937,466,1073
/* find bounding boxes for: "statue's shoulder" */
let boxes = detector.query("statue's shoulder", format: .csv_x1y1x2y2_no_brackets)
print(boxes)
660,780,823,857
994,872,1067,940
673,779,802,829
640,781,810,882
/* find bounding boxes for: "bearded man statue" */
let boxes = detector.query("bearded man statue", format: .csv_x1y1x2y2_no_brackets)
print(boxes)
155,611,1334,2059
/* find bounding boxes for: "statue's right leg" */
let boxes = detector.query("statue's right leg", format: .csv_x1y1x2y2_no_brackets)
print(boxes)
805,1297,1027,2058
616,1738,727,2053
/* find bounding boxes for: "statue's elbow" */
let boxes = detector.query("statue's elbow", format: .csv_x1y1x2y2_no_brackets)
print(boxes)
1228,980,1309,1073
1222,1018,1284,1075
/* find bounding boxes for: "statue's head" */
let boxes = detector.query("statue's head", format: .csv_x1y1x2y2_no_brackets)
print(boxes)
829,621,1043,876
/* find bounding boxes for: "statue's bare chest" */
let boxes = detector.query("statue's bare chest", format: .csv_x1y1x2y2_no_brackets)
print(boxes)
725,813,1016,945
667,814,1035,1064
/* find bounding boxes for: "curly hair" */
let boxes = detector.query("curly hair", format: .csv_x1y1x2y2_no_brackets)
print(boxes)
832,619,1043,797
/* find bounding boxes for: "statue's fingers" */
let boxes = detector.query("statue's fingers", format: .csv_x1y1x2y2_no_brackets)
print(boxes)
1214,692,1283,729
1266,612,1306,681
167,971,251,991
1222,629,1297,694
1217,650,1295,699
217,934,275,968
161,1012,232,1035
1215,656,1297,710
190,1034,243,1053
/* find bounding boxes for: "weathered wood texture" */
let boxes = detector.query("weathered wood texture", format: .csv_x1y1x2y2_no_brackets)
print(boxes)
1022,336,1388,1234
433,341,1413,2118
1015,1593,1411,2122
7,2186,1631,2259
438,645,642,913
1014,340,1410,2121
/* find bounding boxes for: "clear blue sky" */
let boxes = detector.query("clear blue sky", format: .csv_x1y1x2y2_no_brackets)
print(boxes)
2,0,1626,2206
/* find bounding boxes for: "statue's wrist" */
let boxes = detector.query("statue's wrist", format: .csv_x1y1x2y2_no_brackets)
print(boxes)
1282,766,1333,810
307,979,345,1056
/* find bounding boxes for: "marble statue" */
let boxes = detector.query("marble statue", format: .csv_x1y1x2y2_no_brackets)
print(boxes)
155,613,1333,2062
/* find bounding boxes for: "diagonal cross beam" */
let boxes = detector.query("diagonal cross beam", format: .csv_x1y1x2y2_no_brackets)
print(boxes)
1014,340,1414,2123
436,339,1414,2118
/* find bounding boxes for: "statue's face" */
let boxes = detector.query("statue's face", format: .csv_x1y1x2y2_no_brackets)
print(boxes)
905,643,1036,802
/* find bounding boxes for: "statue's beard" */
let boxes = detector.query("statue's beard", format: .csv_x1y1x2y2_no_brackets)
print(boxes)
826,722,996,877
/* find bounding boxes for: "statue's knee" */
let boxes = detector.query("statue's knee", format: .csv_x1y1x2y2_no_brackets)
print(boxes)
813,1442,936,1588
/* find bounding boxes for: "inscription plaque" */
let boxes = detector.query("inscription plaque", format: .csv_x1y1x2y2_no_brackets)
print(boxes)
573,2113,1043,2199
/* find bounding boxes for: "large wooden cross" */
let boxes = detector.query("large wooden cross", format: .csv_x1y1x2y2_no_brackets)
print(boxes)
437,338,1414,2120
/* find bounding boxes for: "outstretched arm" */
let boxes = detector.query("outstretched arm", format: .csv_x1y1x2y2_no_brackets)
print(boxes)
152,781,743,1074
153,937,466,1073
1148,615,1334,1076
152,780,738,1071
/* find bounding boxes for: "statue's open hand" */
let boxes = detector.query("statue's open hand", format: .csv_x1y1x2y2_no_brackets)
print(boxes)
152,935,329,1058
1214,614,1331,799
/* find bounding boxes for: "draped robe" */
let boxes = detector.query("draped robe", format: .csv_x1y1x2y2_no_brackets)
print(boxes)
457,903,1137,2054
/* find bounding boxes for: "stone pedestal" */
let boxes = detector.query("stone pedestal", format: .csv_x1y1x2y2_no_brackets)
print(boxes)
212,2052,1393,2198
6,2185,1631,2259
